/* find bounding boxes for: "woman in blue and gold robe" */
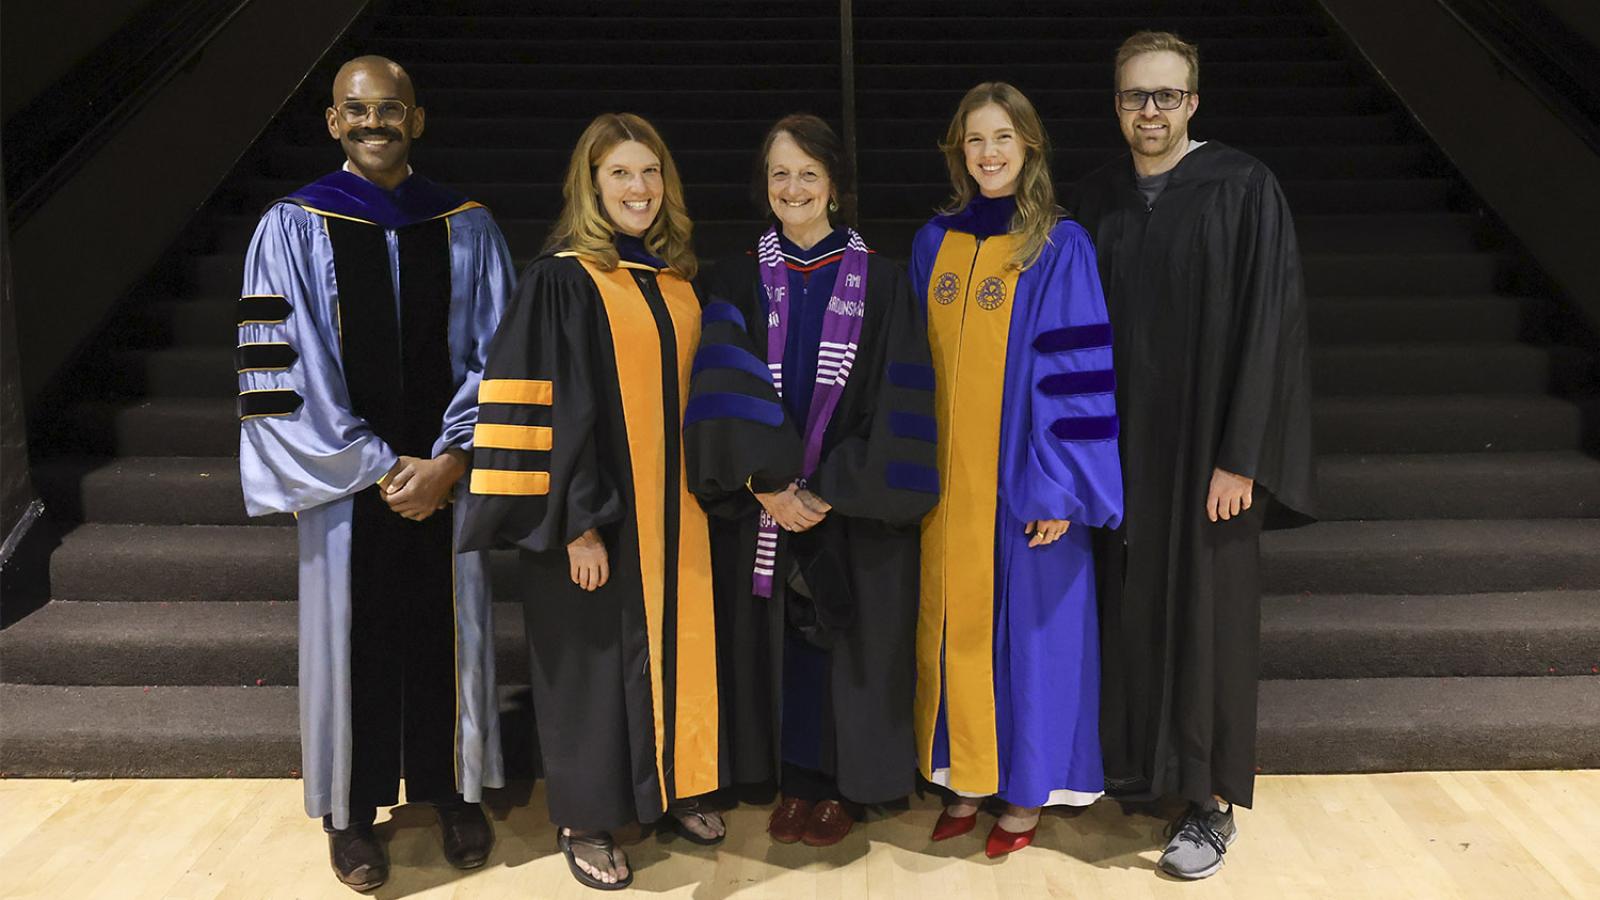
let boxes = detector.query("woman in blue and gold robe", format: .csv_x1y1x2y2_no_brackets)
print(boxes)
910,83,1124,857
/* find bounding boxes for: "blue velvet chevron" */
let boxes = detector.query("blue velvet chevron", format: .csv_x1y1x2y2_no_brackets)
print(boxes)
889,411,938,443
885,461,940,494
691,343,773,384
1048,415,1119,441
684,392,785,427
1033,323,1113,354
888,361,936,391
1038,369,1116,396
701,301,747,330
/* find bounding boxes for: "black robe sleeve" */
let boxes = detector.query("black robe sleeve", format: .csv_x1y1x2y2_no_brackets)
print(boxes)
457,258,625,552
683,259,804,520
809,260,940,526
1215,168,1316,521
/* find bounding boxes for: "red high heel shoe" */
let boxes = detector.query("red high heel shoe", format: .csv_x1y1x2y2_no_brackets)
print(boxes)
984,820,1036,857
931,808,978,841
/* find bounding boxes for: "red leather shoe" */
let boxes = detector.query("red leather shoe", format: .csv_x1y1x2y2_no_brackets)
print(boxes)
931,808,978,842
984,821,1036,858
768,796,814,844
801,799,856,847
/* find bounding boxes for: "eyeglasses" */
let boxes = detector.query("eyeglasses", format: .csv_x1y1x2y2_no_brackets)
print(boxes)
336,99,411,126
1116,89,1193,111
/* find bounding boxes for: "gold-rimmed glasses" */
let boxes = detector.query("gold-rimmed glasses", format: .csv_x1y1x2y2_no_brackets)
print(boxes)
335,99,412,126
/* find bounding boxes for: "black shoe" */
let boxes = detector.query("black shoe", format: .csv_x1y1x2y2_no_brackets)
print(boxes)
327,822,388,892
437,801,495,869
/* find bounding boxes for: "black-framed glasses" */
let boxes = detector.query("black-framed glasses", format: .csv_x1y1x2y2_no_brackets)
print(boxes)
1116,89,1192,111
336,99,412,126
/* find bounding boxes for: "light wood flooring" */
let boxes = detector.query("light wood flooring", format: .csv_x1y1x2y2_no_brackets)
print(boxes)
2,771,1597,898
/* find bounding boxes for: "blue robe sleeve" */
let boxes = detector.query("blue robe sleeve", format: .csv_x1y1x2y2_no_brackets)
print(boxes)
433,209,515,457
1003,221,1124,529
237,204,397,516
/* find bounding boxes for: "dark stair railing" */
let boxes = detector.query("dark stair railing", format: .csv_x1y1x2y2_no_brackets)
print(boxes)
1436,0,1600,155
3,0,255,226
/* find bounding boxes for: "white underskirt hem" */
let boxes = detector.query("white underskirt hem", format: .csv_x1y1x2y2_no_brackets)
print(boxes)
927,767,1104,807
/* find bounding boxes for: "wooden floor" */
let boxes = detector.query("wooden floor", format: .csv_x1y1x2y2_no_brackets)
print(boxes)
2,772,1597,899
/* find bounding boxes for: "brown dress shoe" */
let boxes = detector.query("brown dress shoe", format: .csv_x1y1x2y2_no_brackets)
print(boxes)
437,801,494,869
328,823,388,892
801,799,856,847
768,796,814,844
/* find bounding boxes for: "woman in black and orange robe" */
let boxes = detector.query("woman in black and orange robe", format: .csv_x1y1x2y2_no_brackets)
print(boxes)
458,113,723,890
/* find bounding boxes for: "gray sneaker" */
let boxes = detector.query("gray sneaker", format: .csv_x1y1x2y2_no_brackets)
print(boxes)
1157,802,1237,880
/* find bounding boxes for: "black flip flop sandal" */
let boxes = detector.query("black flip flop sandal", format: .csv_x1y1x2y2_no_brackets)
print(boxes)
557,829,633,891
665,803,726,846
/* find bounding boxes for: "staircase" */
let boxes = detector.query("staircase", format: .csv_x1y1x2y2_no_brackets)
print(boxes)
4,0,1598,777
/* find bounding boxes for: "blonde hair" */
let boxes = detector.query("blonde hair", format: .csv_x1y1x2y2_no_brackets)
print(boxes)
1115,31,1200,92
937,82,1056,272
545,113,698,279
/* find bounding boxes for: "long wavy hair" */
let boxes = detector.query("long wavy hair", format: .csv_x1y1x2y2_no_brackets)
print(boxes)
544,112,697,279
937,82,1056,271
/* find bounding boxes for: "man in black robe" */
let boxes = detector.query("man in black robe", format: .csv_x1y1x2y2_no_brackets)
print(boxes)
1069,31,1315,880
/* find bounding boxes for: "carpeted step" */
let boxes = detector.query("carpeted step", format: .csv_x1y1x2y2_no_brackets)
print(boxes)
122,297,238,348
108,347,235,398
1293,213,1483,253
0,602,300,686
1303,253,1502,296
54,394,1578,461
1313,395,1583,453
363,36,1348,65
1315,452,1600,519
7,676,1593,778
55,398,237,456
1309,296,1524,344
276,114,1418,150
1311,343,1551,395
200,213,1485,267
256,144,1440,185
0,684,300,778
372,14,1328,43
0,599,531,687
32,457,283,527
1260,519,1600,594
219,177,1457,227
1261,591,1600,679
379,0,1319,14
50,523,296,602
388,59,1362,91
1255,676,1600,773
185,248,1509,314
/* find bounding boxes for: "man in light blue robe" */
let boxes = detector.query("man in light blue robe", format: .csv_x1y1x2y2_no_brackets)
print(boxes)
236,56,511,891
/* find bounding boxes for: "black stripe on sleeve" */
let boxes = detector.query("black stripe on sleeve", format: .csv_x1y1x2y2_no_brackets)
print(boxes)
238,389,304,419
235,343,299,372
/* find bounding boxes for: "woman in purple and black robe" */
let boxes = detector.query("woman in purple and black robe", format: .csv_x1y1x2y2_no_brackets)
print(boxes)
685,115,938,847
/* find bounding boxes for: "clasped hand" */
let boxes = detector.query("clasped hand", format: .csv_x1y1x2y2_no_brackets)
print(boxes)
755,482,832,532
381,450,468,521
1206,467,1254,522
566,528,609,591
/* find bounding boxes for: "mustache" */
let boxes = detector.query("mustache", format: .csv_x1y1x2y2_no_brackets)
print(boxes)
347,128,403,142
